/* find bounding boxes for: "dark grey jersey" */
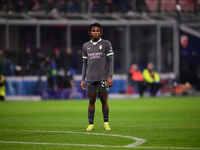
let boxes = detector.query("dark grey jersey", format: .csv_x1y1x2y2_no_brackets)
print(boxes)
82,38,114,81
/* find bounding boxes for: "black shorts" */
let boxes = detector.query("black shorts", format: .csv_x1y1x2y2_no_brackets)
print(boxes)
86,81,109,95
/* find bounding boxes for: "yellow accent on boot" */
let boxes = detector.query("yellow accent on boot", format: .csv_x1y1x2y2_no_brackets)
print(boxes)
104,123,111,130
86,124,94,131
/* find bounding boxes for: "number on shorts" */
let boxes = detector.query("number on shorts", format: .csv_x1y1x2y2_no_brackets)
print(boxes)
101,81,107,87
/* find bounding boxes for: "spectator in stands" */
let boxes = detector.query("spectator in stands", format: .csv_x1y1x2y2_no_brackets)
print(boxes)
136,0,148,13
23,47,33,75
52,47,71,89
65,0,82,13
28,0,40,13
33,48,45,75
41,55,57,90
52,47,64,71
0,0,6,10
104,0,132,14
0,49,15,76
63,66,75,89
131,0,137,12
86,0,93,13
64,47,74,70
91,0,103,13
126,0,135,13
0,49,6,76
73,0,82,13
11,0,24,13
143,62,162,96
145,0,158,13
5,59,15,76
113,0,122,13
47,0,56,12
178,0,197,13
129,64,146,97
180,57,191,84
73,48,82,74
55,0,65,12
196,62,200,90
57,47,76,88
105,0,113,13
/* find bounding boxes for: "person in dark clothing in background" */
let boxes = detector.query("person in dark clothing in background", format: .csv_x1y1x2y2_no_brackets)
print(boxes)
52,47,65,89
52,47,65,71
11,0,24,13
33,48,45,75
41,55,57,90
136,0,148,13
0,49,6,77
0,0,6,10
23,47,33,75
61,47,76,89
73,48,82,74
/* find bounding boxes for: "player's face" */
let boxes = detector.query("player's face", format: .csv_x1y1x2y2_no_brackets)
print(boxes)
90,26,102,42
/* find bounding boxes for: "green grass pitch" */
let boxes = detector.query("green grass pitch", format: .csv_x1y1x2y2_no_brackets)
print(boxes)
0,96,200,150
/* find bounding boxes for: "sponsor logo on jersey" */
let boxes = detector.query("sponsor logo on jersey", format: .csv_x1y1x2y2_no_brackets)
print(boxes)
99,45,102,49
87,47,91,50
88,52,102,59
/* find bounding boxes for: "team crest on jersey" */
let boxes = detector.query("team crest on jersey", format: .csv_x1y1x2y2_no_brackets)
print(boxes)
99,45,102,49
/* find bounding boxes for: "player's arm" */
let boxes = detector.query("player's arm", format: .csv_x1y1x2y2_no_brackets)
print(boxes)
81,45,87,90
107,55,113,88
106,42,114,88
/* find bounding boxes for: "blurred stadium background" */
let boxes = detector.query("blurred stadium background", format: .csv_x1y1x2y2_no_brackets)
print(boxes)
0,0,200,100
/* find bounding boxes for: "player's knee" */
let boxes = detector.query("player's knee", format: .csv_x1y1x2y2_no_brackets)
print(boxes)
89,98,96,105
89,101,95,105
100,97,107,104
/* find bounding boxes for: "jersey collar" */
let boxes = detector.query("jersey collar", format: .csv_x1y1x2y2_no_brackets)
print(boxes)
90,38,102,45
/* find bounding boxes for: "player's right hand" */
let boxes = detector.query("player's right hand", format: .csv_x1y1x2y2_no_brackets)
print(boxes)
80,81,86,90
107,77,113,88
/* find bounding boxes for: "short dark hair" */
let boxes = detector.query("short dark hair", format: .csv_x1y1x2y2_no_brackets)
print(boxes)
88,22,103,33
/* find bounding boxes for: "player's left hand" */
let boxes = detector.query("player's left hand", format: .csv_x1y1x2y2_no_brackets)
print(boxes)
80,81,86,90
107,77,113,88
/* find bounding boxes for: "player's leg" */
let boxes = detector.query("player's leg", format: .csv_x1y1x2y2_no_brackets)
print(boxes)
99,92,111,130
99,92,109,109
86,92,96,131
88,92,96,123
86,81,97,131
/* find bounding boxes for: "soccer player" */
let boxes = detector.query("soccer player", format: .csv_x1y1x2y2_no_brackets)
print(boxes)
80,22,114,131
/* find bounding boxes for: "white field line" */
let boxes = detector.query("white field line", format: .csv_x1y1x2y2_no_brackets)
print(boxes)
0,130,146,147
0,130,200,150
0,141,200,150
136,147,200,150
0,141,121,148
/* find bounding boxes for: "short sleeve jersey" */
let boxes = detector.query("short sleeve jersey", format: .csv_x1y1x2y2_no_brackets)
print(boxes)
82,38,114,81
